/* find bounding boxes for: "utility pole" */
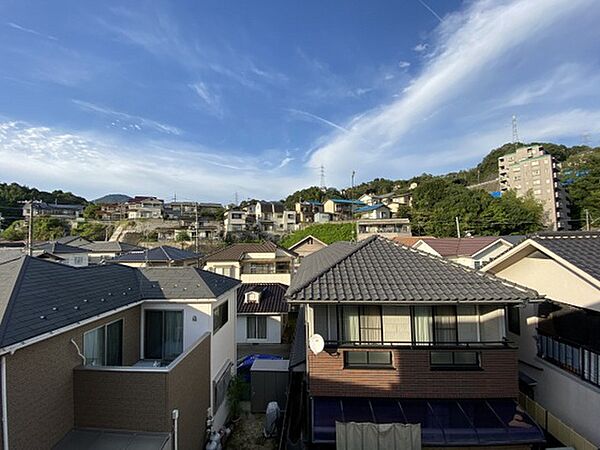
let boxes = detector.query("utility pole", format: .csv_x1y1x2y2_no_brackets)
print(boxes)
455,216,461,238
585,209,590,231
195,202,200,254
25,200,35,256
512,115,519,148
351,171,356,241
320,164,326,190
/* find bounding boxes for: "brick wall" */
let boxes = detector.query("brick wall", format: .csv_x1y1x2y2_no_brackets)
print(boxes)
309,347,518,398
5,306,141,450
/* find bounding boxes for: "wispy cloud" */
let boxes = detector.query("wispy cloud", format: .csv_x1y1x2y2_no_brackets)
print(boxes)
413,43,428,52
398,61,411,69
417,0,444,23
72,100,182,135
189,82,224,118
6,22,57,41
307,0,597,186
286,108,350,133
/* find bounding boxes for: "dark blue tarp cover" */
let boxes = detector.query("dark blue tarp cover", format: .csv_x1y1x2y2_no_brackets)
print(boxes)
312,397,545,446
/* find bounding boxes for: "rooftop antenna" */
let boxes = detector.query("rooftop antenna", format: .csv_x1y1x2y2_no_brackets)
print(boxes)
320,164,326,189
512,115,519,148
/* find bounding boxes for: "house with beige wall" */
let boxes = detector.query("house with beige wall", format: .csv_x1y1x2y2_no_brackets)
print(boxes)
483,232,600,448
0,256,239,449
203,242,297,285
288,235,327,259
236,283,288,344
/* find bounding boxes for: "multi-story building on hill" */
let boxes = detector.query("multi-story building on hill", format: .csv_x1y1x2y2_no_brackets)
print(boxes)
498,145,570,231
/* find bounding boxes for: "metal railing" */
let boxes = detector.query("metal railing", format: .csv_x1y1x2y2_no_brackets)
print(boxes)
324,339,515,349
537,331,600,388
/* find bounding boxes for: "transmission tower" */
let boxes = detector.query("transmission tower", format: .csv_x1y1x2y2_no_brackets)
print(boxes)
319,164,326,189
512,115,519,145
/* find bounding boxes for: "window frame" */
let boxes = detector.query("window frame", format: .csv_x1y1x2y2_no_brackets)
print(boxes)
83,318,124,366
143,309,184,361
344,350,393,369
430,350,481,370
507,305,521,336
213,300,229,334
246,316,267,340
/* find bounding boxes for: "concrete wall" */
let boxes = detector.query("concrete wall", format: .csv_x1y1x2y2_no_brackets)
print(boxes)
308,347,518,399
73,334,211,450
4,306,141,450
240,273,291,285
236,315,282,344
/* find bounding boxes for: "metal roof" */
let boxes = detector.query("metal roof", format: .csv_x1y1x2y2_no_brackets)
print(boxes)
111,245,199,263
139,267,240,299
80,241,144,253
355,203,389,213
237,283,288,314
203,242,296,262
287,236,537,303
33,242,88,254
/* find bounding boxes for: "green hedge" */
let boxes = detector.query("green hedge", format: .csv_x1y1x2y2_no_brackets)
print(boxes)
281,223,354,248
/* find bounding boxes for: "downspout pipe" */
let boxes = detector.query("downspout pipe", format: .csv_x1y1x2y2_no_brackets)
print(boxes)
2,355,9,450
172,409,179,450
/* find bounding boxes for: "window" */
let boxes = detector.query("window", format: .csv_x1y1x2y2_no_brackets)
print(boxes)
344,351,392,368
213,300,229,333
430,351,480,369
342,306,382,343
507,306,520,335
247,316,267,339
144,310,183,361
84,320,123,366
73,256,85,265
214,363,232,411
412,306,457,344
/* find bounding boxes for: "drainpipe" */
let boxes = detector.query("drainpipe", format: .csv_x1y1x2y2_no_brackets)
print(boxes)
172,409,179,450
2,355,9,450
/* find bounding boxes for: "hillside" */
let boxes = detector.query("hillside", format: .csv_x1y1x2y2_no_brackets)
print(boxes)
281,223,355,248
93,194,132,204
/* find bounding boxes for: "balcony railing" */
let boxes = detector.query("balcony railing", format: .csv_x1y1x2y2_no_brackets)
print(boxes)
537,331,600,388
324,339,515,349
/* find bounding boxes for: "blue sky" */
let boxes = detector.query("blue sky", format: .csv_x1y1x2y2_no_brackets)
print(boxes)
1,0,600,203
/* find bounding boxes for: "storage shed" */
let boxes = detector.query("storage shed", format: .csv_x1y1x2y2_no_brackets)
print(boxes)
250,359,289,413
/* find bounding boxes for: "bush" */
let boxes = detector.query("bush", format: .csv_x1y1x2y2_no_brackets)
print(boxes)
281,223,355,248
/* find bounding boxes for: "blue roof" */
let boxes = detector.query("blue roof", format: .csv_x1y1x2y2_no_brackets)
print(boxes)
355,203,387,213
328,199,366,205
490,191,502,198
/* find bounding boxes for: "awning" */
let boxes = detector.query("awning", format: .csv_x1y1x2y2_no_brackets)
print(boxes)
312,397,545,446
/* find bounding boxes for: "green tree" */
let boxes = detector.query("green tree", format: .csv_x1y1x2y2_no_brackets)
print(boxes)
281,223,355,248
83,204,101,220
176,231,190,248
283,187,343,209
74,222,109,240
1,217,68,241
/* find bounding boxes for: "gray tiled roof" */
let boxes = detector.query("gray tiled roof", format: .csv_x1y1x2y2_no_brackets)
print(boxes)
34,242,88,254
111,245,200,263
237,283,288,314
287,236,537,303
138,267,240,299
533,232,600,281
0,256,240,349
80,241,143,253
203,242,296,262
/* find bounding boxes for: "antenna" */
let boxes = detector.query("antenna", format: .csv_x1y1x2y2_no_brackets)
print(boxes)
320,164,326,189
309,334,325,355
512,115,519,146
234,192,239,206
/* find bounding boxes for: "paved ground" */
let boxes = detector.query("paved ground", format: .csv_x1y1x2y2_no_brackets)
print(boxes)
237,343,291,359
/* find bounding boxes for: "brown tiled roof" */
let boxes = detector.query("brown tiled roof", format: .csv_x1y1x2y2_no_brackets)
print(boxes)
392,236,435,247
417,237,501,257
203,242,296,262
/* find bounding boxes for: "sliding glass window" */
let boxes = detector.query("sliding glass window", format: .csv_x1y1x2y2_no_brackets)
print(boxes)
247,316,267,339
413,306,458,344
342,306,382,343
83,319,123,366
144,310,184,362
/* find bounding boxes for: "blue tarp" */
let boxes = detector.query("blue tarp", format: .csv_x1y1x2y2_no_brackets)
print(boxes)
237,354,283,381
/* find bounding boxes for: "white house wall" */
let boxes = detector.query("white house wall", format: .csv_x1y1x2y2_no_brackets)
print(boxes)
236,315,282,344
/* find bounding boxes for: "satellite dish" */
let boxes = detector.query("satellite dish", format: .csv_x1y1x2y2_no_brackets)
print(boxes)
309,334,325,355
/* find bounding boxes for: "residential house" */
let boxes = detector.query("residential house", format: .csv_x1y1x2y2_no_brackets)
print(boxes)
224,209,248,235
164,201,197,220
33,242,89,267
359,190,414,214
126,196,164,220
78,241,144,264
236,283,288,344
413,236,515,269
323,198,366,221
110,245,200,267
203,242,296,285
288,235,328,259
295,201,325,224
356,218,411,241
355,203,392,220
499,145,570,231
97,203,127,221
56,235,93,247
0,256,240,449
482,232,600,447
252,201,297,234
286,236,545,447
22,201,84,219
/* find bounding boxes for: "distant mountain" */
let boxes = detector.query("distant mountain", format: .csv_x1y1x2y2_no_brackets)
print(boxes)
93,194,132,204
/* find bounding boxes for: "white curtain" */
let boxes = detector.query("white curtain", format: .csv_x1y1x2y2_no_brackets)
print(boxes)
413,306,432,344
336,422,421,450
434,306,457,343
479,306,503,342
84,327,105,366
163,311,183,360
257,316,267,339
343,307,360,342
457,305,478,342
383,306,411,343
360,306,382,343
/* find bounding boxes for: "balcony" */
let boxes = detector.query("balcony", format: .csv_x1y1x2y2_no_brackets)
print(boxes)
73,333,211,449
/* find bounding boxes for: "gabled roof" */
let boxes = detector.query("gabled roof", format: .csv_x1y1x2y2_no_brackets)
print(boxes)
355,203,389,213
237,283,288,314
80,241,143,253
138,267,240,299
0,257,143,348
204,242,296,262
0,256,240,350
286,236,537,303
415,237,503,257
326,198,366,205
392,236,435,247
33,242,88,254
288,235,327,251
56,236,92,246
111,245,199,263
484,232,600,286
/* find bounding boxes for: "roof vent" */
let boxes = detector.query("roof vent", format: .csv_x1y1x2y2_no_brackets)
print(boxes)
74,306,79,310
52,307,58,311
83,299,88,303
39,315,46,320
100,298,105,302
123,292,127,296
108,292,112,296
